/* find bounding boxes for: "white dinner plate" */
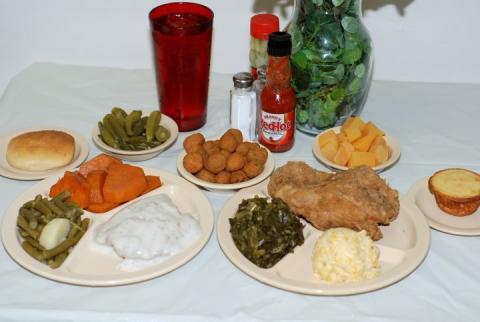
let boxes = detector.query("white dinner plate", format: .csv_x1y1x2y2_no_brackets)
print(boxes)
92,112,178,162
407,177,480,236
0,127,89,180
176,145,275,192
1,167,214,286
217,180,430,295
312,126,401,173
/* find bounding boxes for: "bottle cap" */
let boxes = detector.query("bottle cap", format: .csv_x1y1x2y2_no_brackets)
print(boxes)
250,14,280,40
233,72,253,88
267,32,292,57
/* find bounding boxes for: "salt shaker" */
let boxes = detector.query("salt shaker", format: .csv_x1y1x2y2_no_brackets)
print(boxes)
230,72,256,141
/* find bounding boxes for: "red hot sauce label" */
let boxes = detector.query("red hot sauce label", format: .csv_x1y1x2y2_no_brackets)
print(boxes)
259,110,295,146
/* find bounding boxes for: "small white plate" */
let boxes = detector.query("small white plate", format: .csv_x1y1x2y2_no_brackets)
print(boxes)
407,177,480,236
176,147,275,192
217,180,430,295
92,113,178,162
1,167,214,286
0,127,89,181
312,126,401,172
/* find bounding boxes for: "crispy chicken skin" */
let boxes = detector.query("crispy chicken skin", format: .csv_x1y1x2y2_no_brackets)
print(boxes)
267,162,399,240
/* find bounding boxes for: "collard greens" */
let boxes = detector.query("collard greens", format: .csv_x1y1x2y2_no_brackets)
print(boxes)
229,197,305,268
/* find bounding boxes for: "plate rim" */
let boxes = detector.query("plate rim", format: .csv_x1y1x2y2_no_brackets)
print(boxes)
91,112,179,156
0,126,89,181
1,167,214,286
407,177,480,236
176,145,275,191
217,180,431,295
312,126,401,172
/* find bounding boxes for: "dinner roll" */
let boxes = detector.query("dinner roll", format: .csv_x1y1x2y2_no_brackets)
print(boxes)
7,130,75,171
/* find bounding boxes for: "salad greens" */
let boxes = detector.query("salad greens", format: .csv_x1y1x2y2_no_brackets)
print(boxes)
229,197,304,269
288,0,372,132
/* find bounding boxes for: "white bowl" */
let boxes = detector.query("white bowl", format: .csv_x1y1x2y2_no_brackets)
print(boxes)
312,126,400,173
176,144,275,192
92,113,178,162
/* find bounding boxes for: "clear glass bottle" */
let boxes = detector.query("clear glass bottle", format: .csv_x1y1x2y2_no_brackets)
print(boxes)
230,72,256,141
253,65,266,141
288,0,373,134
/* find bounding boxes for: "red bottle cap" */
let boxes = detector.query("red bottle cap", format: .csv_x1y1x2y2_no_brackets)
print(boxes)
250,14,280,40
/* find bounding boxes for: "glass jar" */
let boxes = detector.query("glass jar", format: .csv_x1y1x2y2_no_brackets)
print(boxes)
250,14,279,79
288,0,373,134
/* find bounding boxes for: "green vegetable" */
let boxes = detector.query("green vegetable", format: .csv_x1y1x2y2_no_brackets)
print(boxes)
288,0,372,132
229,197,304,268
125,110,142,136
146,111,161,143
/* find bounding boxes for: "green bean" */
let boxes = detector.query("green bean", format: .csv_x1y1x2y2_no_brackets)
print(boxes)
125,135,146,144
52,191,71,202
38,215,48,225
155,126,170,143
22,200,34,208
125,110,142,136
33,199,53,218
24,236,45,251
64,201,80,209
20,207,37,221
22,241,45,262
43,198,64,217
17,215,40,240
146,111,161,143
49,252,68,269
19,230,29,238
53,199,69,213
98,122,119,149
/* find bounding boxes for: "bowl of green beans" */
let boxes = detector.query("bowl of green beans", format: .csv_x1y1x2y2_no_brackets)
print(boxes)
92,108,178,161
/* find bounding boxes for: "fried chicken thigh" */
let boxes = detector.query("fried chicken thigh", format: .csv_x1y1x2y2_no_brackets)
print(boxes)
267,162,399,240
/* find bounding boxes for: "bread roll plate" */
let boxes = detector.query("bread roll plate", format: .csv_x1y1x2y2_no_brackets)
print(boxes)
0,127,89,180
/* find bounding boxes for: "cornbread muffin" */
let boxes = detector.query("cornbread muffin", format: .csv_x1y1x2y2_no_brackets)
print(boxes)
7,130,75,171
428,168,480,216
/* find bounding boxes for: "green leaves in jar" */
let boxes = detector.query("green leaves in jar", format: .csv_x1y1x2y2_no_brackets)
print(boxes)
229,197,304,268
98,107,171,151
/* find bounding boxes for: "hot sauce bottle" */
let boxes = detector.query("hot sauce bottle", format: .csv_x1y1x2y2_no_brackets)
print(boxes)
259,32,295,152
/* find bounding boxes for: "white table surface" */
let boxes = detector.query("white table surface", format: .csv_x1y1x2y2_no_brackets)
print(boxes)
0,62,479,322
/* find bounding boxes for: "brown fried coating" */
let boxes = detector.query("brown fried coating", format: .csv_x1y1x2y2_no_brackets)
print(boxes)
247,146,268,164
215,171,231,184
235,142,250,156
183,152,204,174
183,133,205,153
226,152,245,172
230,170,248,183
219,131,238,152
203,140,220,155
205,152,227,174
243,160,264,178
196,169,216,183
218,149,231,159
227,128,243,143
189,145,208,160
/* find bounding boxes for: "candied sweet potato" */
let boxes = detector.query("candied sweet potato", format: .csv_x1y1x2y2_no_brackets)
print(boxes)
103,163,147,204
49,171,91,209
78,154,121,178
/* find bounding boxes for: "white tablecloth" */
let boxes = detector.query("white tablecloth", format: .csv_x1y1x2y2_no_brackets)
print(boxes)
0,63,479,322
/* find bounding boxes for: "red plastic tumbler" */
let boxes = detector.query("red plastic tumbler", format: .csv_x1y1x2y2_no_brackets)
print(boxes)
149,2,213,131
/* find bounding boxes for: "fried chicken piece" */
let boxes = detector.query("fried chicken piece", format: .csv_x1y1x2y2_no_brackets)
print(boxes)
267,162,399,240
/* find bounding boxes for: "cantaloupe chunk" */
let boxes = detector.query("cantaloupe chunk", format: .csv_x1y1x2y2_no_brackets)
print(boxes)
333,141,354,166
348,151,376,168
372,136,387,147
320,140,339,161
353,134,377,152
362,121,385,137
343,126,362,143
318,130,338,148
341,117,365,132
370,144,390,165
337,132,348,143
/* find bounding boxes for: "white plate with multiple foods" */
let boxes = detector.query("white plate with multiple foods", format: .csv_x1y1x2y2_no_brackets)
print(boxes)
407,168,480,236
92,108,178,162
1,162,214,286
176,129,275,191
217,162,430,295
0,127,89,180
313,117,400,172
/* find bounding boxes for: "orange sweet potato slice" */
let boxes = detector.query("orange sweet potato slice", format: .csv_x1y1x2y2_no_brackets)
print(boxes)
78,154,122,178
87,201,119,213
86,170,107,204
103,163,147,204
49,171,91,209
143,175,162,194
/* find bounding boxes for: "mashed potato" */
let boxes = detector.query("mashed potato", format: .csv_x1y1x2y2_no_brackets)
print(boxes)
312,228,380,283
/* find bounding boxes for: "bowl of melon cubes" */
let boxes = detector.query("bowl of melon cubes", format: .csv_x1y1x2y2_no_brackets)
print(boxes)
312,117,400,172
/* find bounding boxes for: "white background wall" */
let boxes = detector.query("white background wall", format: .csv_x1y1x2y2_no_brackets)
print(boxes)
1,0,479,97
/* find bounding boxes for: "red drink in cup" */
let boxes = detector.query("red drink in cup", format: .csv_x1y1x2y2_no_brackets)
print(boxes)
149,2,213,131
